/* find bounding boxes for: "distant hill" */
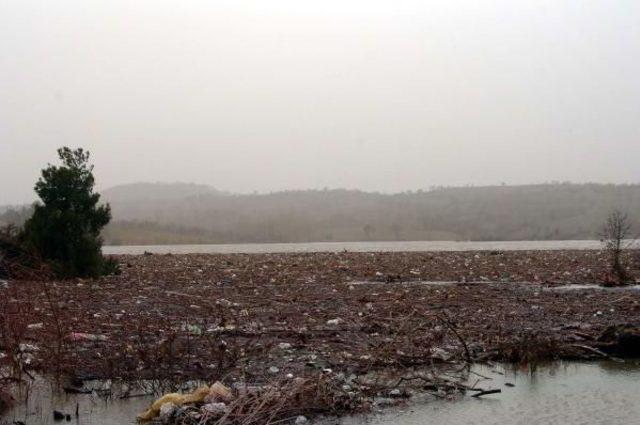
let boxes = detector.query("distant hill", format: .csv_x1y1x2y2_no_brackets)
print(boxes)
3,183,639,245
102,183,640,245
102,182,224,203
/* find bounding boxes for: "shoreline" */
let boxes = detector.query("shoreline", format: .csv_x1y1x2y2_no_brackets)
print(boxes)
102,240,639,255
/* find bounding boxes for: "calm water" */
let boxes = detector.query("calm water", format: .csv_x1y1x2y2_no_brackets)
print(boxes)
3,379,153,425
4,362,638,424
341,361,640,425
102,240,633,255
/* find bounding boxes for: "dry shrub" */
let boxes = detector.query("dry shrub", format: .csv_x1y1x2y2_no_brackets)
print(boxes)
0,283,38,414
0,285,35,376
175,374,369,425
0,225,52,281
497,332,560,365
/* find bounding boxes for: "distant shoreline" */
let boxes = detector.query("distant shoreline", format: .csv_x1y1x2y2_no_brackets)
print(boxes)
103,239,638,255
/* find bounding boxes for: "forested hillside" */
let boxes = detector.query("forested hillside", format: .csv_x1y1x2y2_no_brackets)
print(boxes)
2,183,638,245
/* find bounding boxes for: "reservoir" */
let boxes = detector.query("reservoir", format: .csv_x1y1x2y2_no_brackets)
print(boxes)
102,239,634,255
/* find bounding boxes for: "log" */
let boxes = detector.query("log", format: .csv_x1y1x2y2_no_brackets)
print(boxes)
471,389,501,397
569,344,624,362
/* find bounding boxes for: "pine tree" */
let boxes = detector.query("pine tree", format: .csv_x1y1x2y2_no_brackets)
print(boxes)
21,147,114,277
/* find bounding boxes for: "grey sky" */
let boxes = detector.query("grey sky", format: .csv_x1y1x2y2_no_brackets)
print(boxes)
1,0,639,204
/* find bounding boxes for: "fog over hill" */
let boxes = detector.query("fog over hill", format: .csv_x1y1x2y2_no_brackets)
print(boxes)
98,183,640,244
2,182,638,245
102,183,225,203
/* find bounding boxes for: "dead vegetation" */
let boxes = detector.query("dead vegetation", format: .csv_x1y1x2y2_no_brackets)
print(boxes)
1,250,639,422
601,210,635,285
172,375,370,425
0,282,39,415
0,225,52,281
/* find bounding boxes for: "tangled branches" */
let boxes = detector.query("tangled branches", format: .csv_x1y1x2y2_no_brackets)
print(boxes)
175,375,368,425
0,225,52,281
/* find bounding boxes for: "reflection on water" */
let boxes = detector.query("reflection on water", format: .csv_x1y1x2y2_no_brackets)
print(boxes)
340,361,640,425
3,379,153,425
103,240,635,255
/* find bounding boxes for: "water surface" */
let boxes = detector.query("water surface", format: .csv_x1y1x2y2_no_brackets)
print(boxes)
4,362,638,424
3,379,153,425
340,361,640,425
103,240,634,255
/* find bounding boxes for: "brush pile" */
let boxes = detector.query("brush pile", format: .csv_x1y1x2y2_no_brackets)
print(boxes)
152,375,369,424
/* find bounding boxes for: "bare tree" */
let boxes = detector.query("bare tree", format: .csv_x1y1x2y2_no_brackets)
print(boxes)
600,210,632,284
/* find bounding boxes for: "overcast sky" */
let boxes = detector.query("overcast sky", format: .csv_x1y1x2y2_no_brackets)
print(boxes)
1,0,639,204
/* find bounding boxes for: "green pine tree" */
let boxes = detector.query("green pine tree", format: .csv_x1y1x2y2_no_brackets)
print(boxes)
21,147,115,277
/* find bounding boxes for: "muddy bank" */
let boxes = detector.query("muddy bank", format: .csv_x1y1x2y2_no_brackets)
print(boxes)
1,250,639,423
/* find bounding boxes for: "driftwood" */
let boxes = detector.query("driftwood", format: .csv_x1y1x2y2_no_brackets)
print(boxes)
568,344,624,362
471,389,502,397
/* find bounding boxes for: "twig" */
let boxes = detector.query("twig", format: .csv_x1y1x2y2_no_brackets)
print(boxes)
436,314,472,363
